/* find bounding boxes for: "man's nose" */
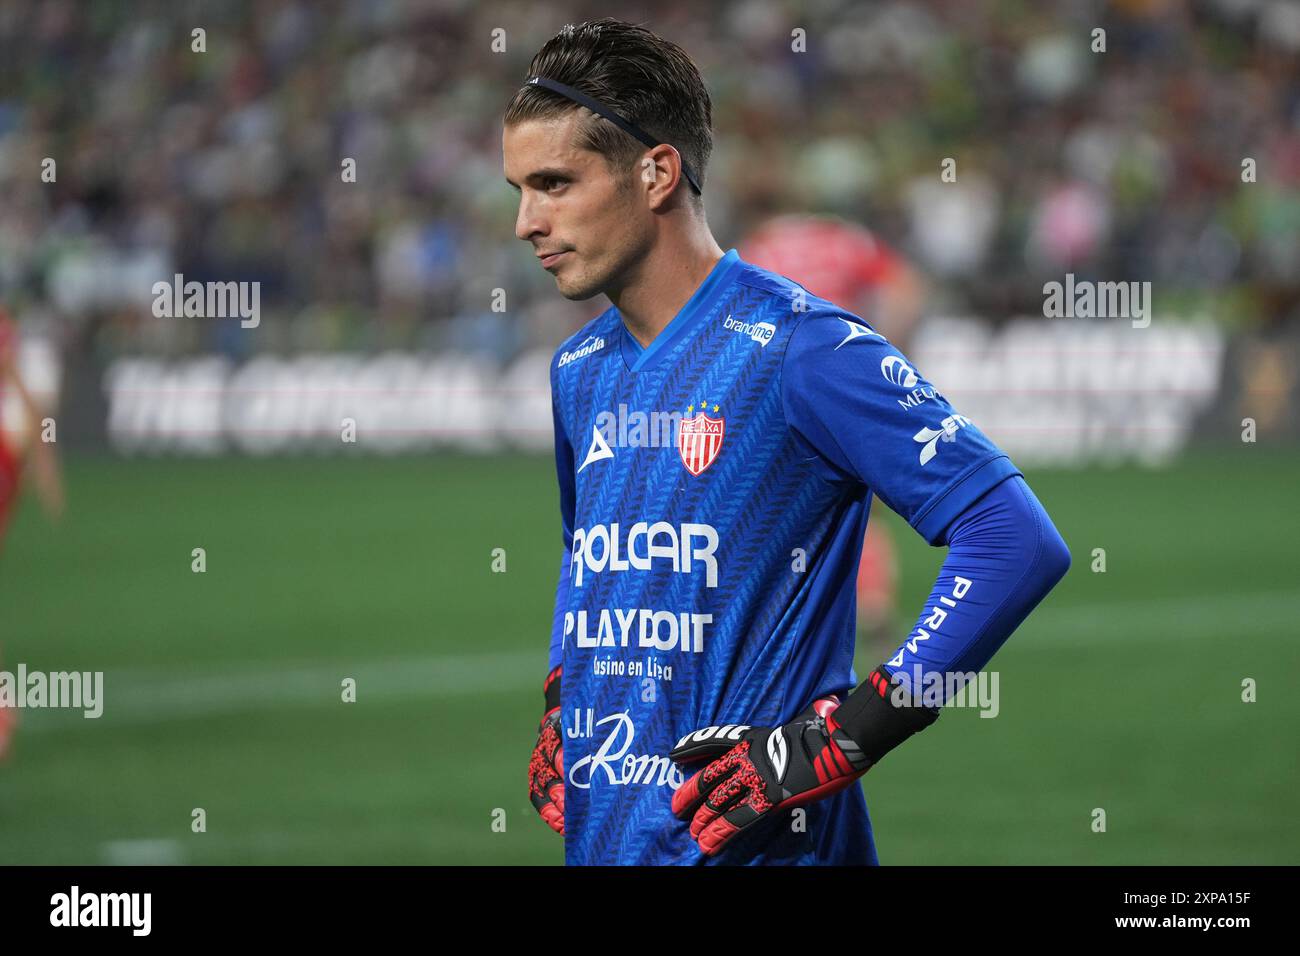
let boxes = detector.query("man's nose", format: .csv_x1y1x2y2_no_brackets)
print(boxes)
515,193,547,242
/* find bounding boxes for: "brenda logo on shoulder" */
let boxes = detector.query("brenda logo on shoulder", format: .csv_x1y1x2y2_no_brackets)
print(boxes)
50,886,150,936
558,335,606,366
0,664,103,718
152,273,260,328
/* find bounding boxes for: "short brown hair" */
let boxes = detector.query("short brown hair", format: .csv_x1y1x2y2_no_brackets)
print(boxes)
504,19,713,203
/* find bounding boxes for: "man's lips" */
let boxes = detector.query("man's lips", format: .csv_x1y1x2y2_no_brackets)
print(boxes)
538,250,569,269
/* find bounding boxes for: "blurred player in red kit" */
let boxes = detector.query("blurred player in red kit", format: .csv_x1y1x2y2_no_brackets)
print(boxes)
739,215,926,650
0,304,66,761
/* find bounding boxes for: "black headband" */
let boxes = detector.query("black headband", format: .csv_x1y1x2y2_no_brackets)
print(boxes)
525,76,703,195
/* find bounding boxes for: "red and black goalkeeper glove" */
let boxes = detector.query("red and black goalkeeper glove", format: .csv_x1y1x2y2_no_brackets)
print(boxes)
527,664,565,835
669,668,940,856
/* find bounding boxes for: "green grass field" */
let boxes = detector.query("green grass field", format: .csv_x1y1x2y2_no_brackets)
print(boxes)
0,449,1296,864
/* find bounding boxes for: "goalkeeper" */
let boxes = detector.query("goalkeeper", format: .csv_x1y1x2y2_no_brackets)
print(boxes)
512,20,1070,864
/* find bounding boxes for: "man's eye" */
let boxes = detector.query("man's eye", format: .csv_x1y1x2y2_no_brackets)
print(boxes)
543,177,567,192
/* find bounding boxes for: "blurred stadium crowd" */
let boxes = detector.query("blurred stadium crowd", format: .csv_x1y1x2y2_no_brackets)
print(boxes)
0,0,1297,368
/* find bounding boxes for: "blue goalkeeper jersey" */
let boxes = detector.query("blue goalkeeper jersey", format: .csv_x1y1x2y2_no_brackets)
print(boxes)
547,248,1021,865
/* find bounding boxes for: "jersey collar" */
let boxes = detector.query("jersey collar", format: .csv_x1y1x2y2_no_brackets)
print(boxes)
619,248,741,373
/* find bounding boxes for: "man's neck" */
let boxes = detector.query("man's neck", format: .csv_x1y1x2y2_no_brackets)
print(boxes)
608,228,726,350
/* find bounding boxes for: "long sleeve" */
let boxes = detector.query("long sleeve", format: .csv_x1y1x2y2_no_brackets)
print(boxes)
882,473,1071,699
779,310,1070,700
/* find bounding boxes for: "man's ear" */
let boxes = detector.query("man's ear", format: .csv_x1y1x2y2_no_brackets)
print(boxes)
640,144,686,210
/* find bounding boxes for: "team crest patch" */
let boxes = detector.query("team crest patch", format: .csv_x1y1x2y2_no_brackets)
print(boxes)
678,402,725,476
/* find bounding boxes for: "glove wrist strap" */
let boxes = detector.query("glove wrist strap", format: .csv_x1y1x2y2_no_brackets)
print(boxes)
543,664,562,714
831,668,941,765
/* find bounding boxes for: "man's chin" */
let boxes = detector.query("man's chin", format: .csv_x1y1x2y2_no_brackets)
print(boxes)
555,277,604,301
